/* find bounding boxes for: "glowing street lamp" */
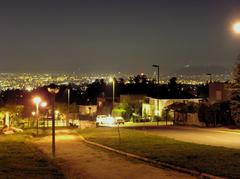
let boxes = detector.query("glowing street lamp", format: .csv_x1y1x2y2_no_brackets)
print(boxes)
48,84,60,157
233,22,240,34
40,102,47,108
32,111,36,116
33,96,42,136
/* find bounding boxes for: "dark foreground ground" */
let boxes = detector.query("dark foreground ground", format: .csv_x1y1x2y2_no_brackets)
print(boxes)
0,134,64,179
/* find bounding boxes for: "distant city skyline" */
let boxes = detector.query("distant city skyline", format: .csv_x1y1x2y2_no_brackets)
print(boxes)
1,0,240,74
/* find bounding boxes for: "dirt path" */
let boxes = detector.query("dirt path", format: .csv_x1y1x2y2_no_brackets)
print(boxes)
33,130,195,179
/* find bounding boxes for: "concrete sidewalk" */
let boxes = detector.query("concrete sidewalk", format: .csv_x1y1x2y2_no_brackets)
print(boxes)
34,132,195,179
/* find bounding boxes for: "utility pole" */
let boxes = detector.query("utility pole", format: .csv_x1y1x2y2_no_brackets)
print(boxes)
152,64,160,126
207,73,212,83
48,84,59,158
67,88,70,126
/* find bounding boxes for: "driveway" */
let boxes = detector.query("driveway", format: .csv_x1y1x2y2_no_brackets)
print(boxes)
34,130,195,179
136,126,240,149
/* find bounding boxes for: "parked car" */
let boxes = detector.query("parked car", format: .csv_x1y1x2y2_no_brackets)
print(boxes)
96,115,108,126
115,117,125,125
96,115,125,126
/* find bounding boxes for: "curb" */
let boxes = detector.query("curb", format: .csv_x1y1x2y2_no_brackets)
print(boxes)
80,136,224,179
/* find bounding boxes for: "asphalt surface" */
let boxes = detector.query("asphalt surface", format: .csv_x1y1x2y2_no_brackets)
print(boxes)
135,126,240,149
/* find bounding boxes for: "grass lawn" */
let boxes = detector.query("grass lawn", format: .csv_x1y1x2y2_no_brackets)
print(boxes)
79,127,240,178
0,134,64,179
123,121,173,127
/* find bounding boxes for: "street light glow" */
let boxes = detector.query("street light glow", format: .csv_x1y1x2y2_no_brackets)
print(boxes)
55,110,60,115
233,22,240,33
33,96,41,104
40,102,47,108
109,77,113,83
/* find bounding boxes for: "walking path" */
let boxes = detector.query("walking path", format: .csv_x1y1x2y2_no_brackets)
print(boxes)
34,130,195,179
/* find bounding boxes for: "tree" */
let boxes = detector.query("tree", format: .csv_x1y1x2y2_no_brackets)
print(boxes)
0,104,24,127
168,77,179,98
230,55,240,126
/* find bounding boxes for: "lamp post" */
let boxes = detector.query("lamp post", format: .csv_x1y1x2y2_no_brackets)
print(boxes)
206,73,212,83
152,64,160,125
152,64,160,85
33,96,41,136
109,77,115,109
48,84,60,157
67,88,70,126
233,22,240,34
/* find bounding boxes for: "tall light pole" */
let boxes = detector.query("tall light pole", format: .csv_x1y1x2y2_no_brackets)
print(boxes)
33,96,41,136
207,73,212,83
152,64,160,85
48,84,60,157
109,77,115,109
152,64,160,125
67,88,70,126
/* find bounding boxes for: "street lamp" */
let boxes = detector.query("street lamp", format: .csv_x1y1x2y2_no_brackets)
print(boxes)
152,64,160,125
33,96,41,136
152,64,160,85
48,83,60,157
233,22,240,34
109,77,115,109
32,111,36,116
67,88,70,126
40,102,47,108
206,73,212,83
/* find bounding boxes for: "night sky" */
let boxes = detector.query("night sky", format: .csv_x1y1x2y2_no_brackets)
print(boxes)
1,0,240,74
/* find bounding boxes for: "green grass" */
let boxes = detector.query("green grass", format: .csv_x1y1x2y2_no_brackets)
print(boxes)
23,128,52,137
0,134,64,179
78,127,240,178
122,121,173,127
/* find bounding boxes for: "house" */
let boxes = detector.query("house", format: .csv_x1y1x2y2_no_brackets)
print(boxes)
142,97,201,118
79,105,97,116
208,82,231,104
97,97,118,115
120,94,146,107
166,102,204,126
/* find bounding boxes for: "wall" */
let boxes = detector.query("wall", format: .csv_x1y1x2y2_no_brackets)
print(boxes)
208,82,231,104
186,113,204,126
142,97,201,118
79,105,97,116
173,112,204,127
120,95,146,104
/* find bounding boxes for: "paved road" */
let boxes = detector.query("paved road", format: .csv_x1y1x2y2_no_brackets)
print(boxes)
34,130,195,179
137,126,240,149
